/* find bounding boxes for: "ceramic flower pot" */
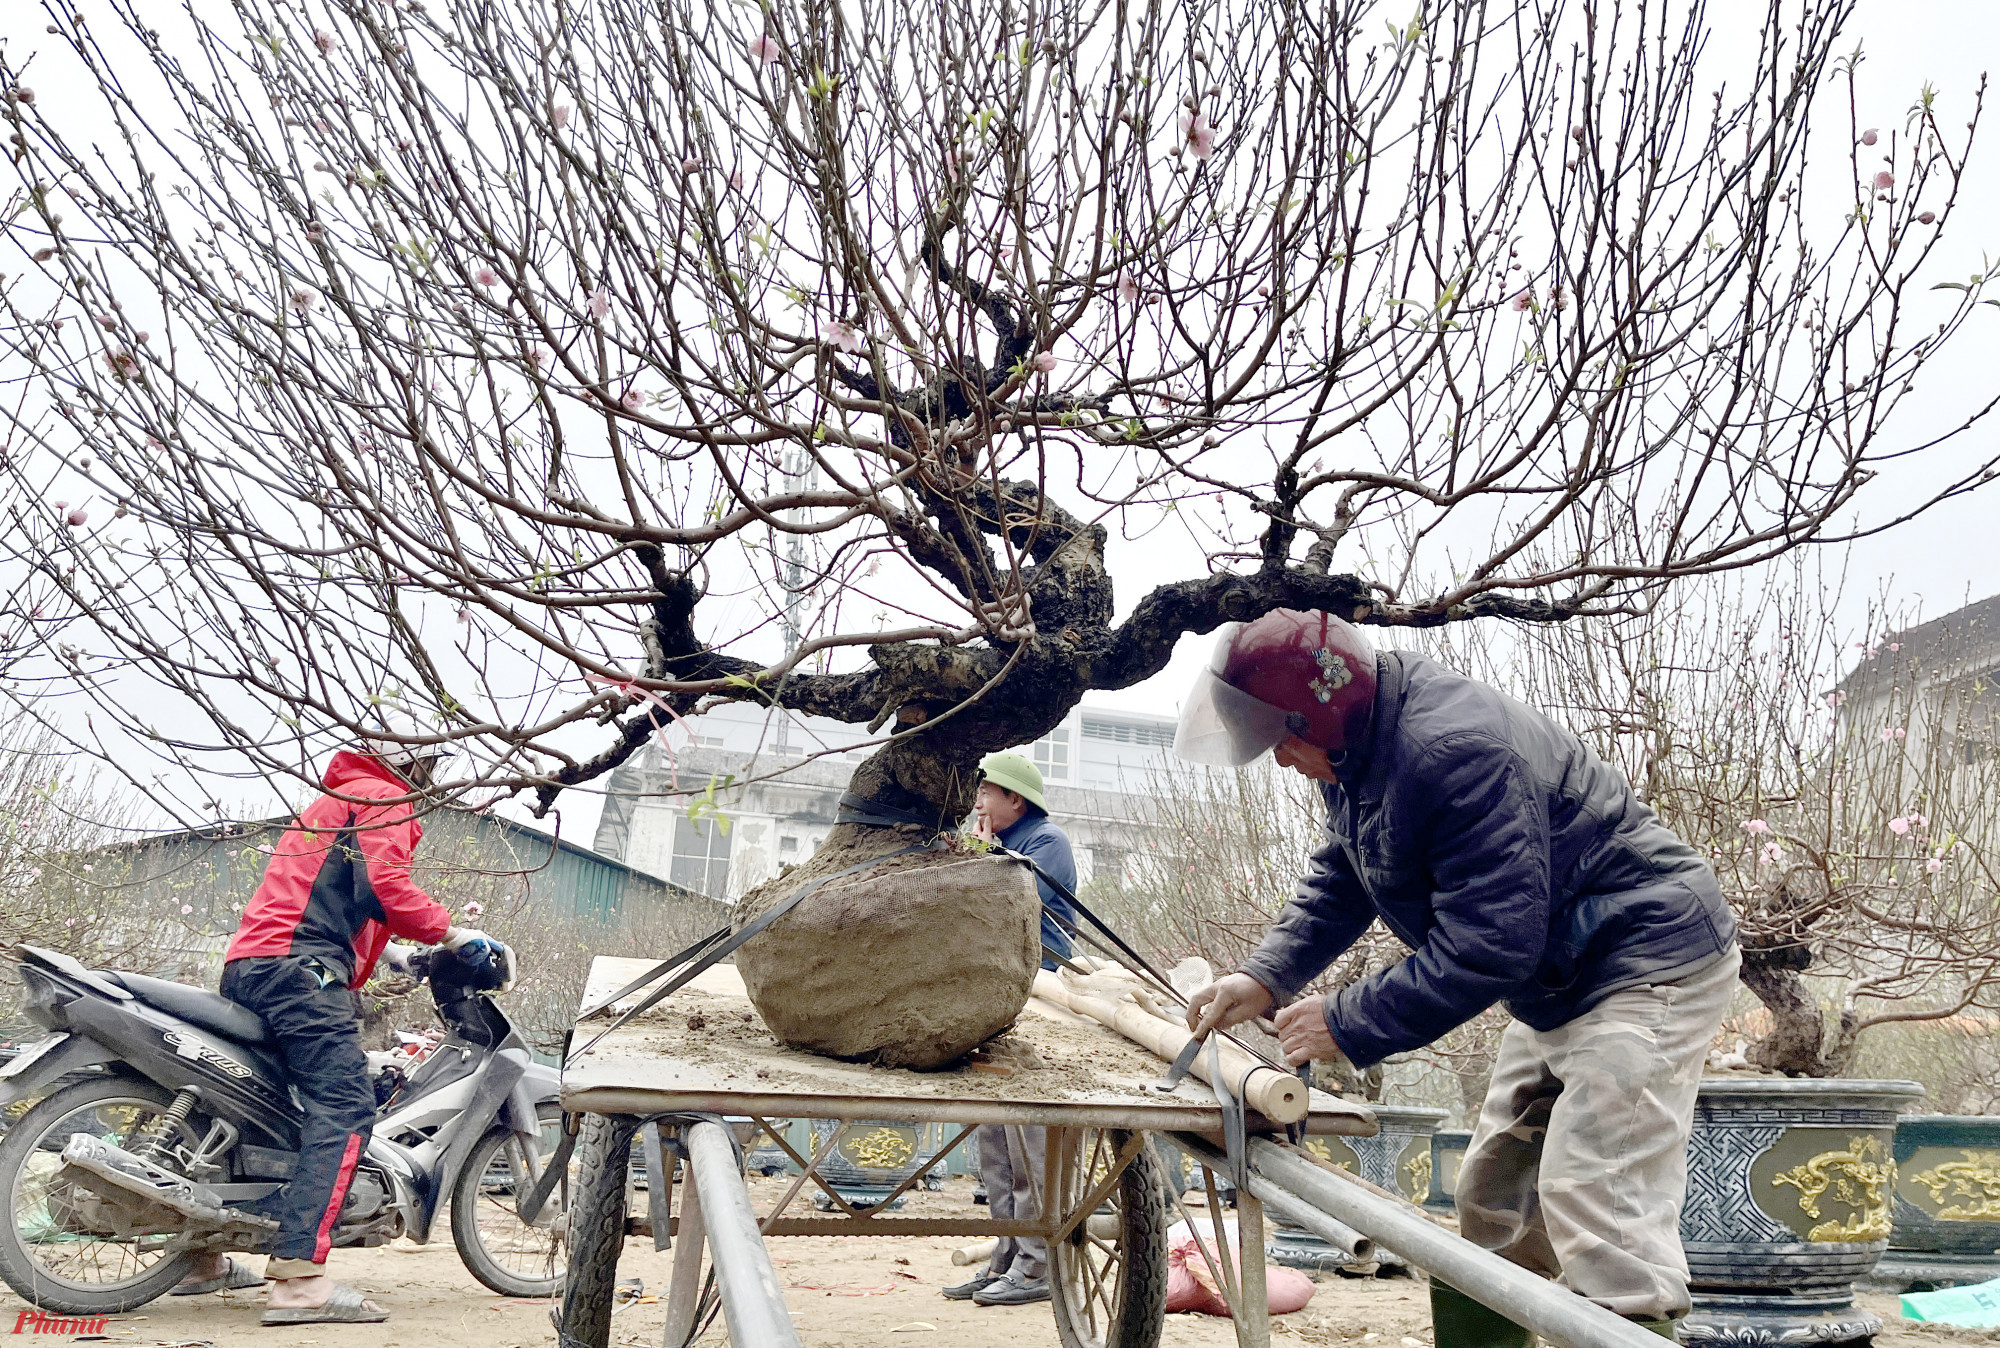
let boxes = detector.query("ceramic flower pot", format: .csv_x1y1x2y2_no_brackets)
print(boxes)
1271,1104,1448,1270
1428,1128,1471,1212
1868,1114,2000,1291
1678,1078,1924,1347
807,1118,941,1211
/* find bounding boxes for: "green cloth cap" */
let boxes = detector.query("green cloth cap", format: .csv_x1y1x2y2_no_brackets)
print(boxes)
978,751,1049,814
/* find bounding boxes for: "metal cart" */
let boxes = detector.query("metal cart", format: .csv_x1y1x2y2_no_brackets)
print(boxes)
552,956,1378,1348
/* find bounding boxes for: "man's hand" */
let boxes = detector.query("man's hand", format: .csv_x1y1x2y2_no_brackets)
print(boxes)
970,802,998,845
1274,996,1343,1066
1183,973,1275,1036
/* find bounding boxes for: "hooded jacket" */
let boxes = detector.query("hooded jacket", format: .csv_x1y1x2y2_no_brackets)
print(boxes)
224,750,454,988
1237,652,1737,1069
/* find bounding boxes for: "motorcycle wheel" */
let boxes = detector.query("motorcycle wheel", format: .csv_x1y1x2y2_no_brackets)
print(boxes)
450,1102,575,1297
0,1075,200,1314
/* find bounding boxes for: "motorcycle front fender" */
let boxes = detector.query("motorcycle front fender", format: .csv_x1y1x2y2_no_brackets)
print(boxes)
411,1045,530,1244
502,1060,560,1136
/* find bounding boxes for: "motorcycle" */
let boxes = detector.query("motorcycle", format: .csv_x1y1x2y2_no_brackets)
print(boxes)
0,942,572,1315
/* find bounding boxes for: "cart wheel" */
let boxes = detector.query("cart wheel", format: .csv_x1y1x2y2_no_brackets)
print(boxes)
1048,1127,1170,1348
555,1113,638,1348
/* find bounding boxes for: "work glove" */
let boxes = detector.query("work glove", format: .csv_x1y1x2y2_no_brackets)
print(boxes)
1183,972,1276,1036
379,943,416,977
444,926,516,993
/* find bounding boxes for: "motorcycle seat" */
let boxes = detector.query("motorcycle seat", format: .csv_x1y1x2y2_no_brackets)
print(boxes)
107,972,273,1046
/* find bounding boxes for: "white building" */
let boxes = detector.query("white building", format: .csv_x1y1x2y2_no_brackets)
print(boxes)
591,701,1182,904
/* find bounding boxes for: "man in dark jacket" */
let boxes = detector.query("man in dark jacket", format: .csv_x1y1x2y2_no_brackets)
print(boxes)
178,725,506,1326
943,751,1077,1310
1180,610,1739,1345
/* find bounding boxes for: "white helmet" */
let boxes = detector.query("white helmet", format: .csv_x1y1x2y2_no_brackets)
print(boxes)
358,711,453,775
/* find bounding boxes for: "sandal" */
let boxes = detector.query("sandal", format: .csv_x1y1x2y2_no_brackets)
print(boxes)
172,1258,268,1295
260,1284,389,1326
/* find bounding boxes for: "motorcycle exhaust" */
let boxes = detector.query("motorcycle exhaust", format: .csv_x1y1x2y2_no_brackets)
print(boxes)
59,1134,277,1237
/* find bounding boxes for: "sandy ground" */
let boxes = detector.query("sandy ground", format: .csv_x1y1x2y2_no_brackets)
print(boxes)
4,1175,1997,1348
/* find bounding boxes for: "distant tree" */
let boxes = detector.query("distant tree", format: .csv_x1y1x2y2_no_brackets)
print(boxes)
1434,566,2000,1077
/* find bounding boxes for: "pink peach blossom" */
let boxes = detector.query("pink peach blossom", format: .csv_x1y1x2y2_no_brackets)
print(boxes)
1873,170,1894,190
1761,841,1785,865
1926,857,1944,874
1181,109,1215,161
1116,272,1141,305
1510,290,1533,312
1889,816,1911,835
1880,726,1906,742
1741,819,1770,835
474,266,499,287
588,290,611,318
65,507,86,527
621,389,643,411
748,33,782,63
1860,128,1879,146
822,319,865,354
313,28,335,54
681,156,701,173
552,105,572,129
1031,350,1058,373
729,170,745,191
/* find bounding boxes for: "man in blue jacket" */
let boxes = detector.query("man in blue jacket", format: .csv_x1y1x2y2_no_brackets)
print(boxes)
943,751,1077,1309
1179,609,1739,1345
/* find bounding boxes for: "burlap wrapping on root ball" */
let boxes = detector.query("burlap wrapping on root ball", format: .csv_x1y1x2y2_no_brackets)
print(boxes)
733,843,1041,1069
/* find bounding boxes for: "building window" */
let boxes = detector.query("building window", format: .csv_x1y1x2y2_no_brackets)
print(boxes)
670,814,733,898
780,835,799,854
1081,717,1176,749
1031,728,1071,782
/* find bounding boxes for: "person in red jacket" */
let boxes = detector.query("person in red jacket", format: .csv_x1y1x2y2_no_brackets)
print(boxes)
175,724,504,1326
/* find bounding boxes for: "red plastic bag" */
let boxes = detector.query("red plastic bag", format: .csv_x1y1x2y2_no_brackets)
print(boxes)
1164,1220,1315,1317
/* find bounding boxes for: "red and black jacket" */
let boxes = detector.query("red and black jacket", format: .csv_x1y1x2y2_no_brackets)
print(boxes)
224,750,453,988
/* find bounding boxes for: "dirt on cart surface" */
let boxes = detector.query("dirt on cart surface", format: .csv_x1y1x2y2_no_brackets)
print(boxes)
0,1175,1980,1348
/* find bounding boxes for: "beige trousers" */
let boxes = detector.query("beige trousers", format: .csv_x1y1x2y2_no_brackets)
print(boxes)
1455,948,1740,1320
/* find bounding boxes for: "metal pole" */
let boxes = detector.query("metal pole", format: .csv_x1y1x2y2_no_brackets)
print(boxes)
1163,1133,1375,1262
684,1120,802,1348
1233,1190,1272,1348
1243,1139,1667,1348
661,1156,707,1348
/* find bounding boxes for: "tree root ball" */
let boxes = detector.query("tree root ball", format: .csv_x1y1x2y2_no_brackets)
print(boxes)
733,839,1040,1069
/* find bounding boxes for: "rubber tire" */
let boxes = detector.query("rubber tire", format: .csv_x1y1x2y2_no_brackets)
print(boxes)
451,1103,570,1297
552,1114,638,1348
0,1075,199,1315
1048,1128,1170,1348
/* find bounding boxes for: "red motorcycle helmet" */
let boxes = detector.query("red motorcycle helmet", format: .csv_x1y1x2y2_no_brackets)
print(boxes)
1173,609,1378,765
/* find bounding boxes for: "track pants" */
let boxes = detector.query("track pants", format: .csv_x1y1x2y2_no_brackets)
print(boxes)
977,1123,1048,1282
1455,947,1740,1320
220,956,377,1269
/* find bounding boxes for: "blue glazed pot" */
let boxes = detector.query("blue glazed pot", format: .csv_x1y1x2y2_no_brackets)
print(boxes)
1890,1114,2000,1255
1679,1078,1924,1348
1428,1129,1471,1212
1271,1104,1447,1271
807,1118,941,1211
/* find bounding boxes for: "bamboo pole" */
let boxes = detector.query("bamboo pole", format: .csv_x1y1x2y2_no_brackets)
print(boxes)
1031,971,1308,1124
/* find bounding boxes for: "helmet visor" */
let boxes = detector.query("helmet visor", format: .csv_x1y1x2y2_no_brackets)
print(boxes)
1173,665,1295,766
